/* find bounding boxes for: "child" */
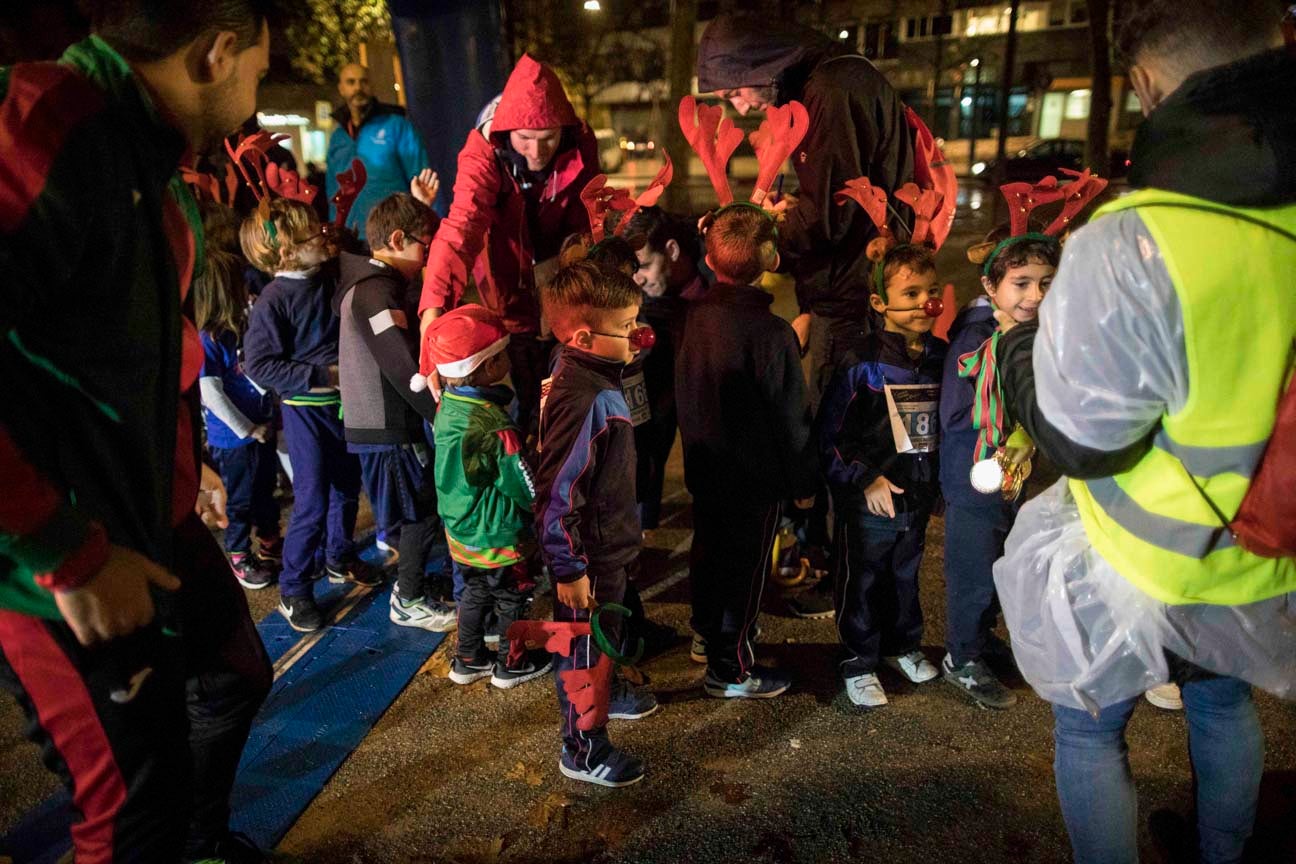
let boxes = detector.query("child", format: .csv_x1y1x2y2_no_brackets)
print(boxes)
421,305,551,687
938,225,1058,709
196,248,281,590
336,192,456,632
675,205,817,699
242,199,381,633
816,244,948,708
534,260,658,788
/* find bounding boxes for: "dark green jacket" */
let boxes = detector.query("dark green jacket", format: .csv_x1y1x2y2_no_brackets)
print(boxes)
0,36,204,619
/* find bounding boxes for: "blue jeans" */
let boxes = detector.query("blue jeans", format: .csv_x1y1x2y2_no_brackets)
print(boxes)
1052,674,1263,864
208,438,280,555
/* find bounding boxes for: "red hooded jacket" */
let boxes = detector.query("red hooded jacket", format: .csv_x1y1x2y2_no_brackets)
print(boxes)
420,54,599,334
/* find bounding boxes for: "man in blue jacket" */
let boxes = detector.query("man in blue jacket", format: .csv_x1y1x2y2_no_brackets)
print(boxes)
326,62,431,234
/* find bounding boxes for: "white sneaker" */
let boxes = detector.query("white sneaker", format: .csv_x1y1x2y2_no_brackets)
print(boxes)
845,673,888,707
884,651,939,684
1145,683,1184,711
389,592,457,632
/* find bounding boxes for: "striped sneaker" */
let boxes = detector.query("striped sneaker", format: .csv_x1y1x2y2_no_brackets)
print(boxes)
703,666,790,699
388,592,456,632
559,745,644,788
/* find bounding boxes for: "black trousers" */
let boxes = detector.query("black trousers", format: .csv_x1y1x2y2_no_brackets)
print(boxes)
832,499,930,677
688,496,781,682
456,559,533,665
0,516,273,861
357,444,438,601
506,332,558,442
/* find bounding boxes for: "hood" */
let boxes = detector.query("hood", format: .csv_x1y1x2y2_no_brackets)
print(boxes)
334,251,402,313
1129,48,1296,208
489,54,579,136
696,14,844,100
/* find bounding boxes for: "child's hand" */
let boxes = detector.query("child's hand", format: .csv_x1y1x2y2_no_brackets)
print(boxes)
410,169,440,206
994,309,1019,334
864,475,904,519
327,364,340,388
791,313,812,351
195,463,229,529
793,496,816,511
249,424,270,444
557,575,594,611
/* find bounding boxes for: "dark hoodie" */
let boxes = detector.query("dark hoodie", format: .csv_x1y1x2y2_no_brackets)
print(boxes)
697,15,915,319
420,55,599,334
997,48,1296,478
336,252,439,444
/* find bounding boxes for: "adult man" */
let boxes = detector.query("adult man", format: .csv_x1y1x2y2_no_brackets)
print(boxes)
418,54,599,436
696,14,914,408
326,62,433,234
992,2,1295,861
622,206,709,531
0,3,274,861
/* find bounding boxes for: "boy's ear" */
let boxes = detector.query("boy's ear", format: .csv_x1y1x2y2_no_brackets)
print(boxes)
572,327,595,350
869,292,888,314
665,238,680,263
387,228,405,251
980,275,996,296
703,252,715,273
769,250,781,273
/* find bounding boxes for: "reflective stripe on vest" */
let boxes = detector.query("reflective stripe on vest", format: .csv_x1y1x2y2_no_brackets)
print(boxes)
1068,189,1296,606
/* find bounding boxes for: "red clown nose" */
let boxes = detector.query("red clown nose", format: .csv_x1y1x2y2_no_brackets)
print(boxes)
629,325,656,351
923,297,945,318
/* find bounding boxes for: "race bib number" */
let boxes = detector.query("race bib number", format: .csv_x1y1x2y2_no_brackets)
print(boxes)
622,370,651,426
885,384,940,453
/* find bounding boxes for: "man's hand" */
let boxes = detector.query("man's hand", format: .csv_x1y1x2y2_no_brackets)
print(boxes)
557,575,594,611
249,424,270,444
761,193,798,222
864,475,904,518
410,169,440,206
53,545,181,646
791,313,812,352
195,463,228,529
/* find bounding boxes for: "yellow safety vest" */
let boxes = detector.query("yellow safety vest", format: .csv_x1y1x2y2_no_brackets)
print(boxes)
1069,189,1296,605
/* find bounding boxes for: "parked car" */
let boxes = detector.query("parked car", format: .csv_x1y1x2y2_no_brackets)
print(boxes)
972,138,1131,181
594,128,624,173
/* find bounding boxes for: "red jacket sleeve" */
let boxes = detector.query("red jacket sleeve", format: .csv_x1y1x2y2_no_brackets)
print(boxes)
420,130,501,315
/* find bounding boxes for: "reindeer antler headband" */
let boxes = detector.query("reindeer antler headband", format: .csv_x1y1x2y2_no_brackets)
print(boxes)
678,96,807,215
969,168,1109,276
578,152,674,245
835,176,947,301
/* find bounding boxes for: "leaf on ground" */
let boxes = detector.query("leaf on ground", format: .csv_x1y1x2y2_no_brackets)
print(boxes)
619,664,648,686
505,761,544,787
443,834,508,864
709,780,751,805
528,790,582,830
418,643,453,678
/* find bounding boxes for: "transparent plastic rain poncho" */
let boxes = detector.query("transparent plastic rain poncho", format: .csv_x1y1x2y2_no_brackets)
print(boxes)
989,210,1296,714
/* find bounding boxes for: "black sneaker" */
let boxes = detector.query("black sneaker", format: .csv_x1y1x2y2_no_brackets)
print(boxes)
324,557,384,587
559,744,644,788
608,677,659,720
703,665,791,699
942,654,1017,709
448,656,493,685
230,554,274,590
278,594,325,633
491,650,553,689
785,586,835,619
255,535,283,567
187,830,266,864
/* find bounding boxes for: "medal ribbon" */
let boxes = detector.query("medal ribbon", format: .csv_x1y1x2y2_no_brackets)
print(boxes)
957,331,1005,461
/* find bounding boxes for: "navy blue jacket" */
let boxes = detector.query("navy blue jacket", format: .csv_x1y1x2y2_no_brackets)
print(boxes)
816,328,946,518
534,347,640,583
243,267,341,400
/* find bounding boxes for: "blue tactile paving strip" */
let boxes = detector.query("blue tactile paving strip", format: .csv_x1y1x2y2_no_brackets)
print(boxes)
1,543,449,860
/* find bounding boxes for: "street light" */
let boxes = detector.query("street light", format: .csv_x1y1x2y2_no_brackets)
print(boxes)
971,57,981,68
838,29,849,39
583,0,601,10
967,58,983,174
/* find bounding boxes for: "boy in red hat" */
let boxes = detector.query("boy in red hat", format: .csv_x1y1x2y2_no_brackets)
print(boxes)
419,306,553,688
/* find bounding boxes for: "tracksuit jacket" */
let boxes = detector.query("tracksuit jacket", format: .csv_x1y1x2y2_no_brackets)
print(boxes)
533,347,640,583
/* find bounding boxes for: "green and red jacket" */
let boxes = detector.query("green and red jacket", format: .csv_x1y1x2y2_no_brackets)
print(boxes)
433,385,535,558
0,36,205,619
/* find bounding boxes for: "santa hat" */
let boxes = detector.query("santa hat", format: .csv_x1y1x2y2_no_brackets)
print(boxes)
411,305,509,392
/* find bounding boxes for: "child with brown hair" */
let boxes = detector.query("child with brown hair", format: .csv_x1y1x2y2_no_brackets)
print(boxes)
676,204,818,699
534,260,658,787
243,199,380,632
196,248,280,590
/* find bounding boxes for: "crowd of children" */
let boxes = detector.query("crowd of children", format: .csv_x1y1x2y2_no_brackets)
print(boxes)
183,59,1118,793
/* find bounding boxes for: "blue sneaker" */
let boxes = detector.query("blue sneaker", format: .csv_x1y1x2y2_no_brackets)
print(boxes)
703,665,791,699
608,677,659,720
559,744,644,788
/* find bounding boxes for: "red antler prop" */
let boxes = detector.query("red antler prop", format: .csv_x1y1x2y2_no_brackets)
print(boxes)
679,95,744,207
893,182,946,249
331,158,368,228
265,162,319,206
1000,168,1109,237
181,163,241,208
748,101,809,205
225,130,290,202
614,151,674,237
579,175,635,243
834,177,891,238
